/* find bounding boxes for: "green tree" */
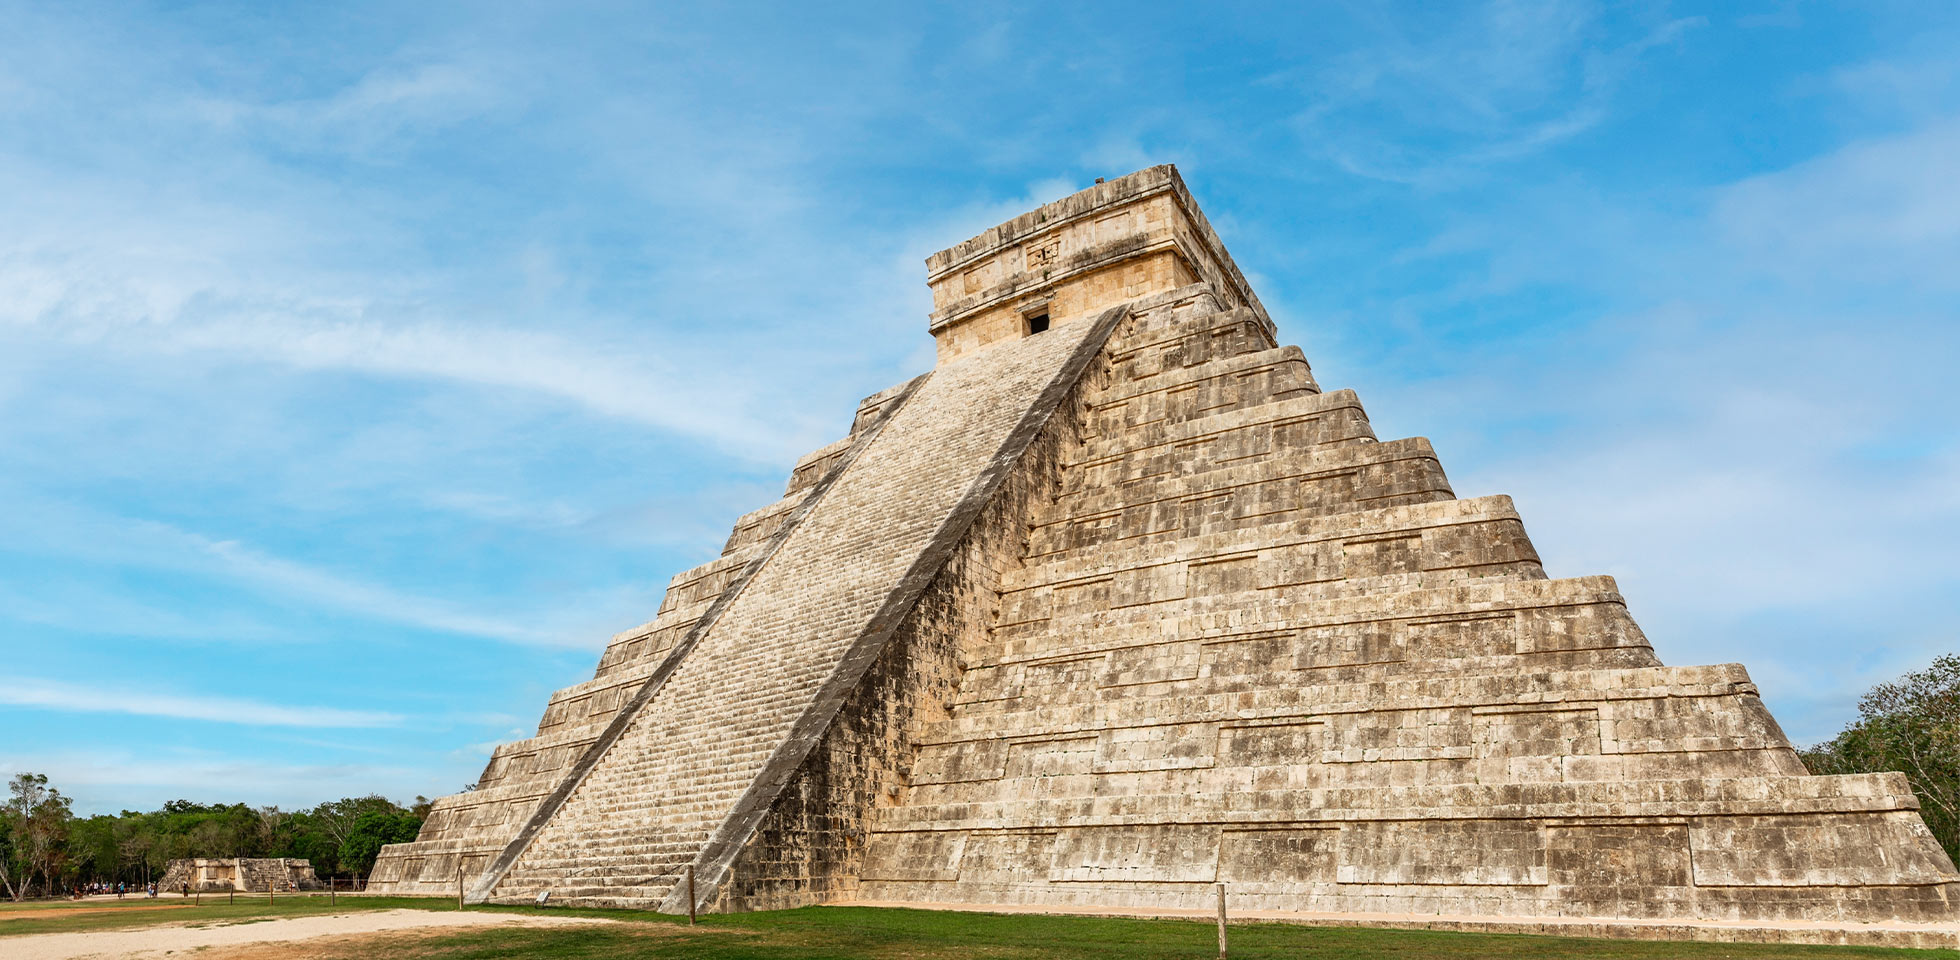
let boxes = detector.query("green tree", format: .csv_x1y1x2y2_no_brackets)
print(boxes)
0,784,427,892
4,773,73,899
338,810,422,879
276,811,343,878
114,813,155,886
65,815,119,885
311,795,402,856
0,805,16,899
1801,654,1960,864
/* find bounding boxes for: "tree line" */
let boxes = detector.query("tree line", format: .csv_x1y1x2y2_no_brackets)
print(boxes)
0,779,426,900
1798,653,1960,864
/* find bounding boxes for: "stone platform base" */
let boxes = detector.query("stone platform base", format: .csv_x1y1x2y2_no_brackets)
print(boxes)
838,900,1960,951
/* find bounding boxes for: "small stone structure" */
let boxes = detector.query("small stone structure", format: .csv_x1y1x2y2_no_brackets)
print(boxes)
370,166,1959,946
159,857,320,892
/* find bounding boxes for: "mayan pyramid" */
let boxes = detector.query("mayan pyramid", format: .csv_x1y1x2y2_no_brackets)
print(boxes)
370,166,1958,941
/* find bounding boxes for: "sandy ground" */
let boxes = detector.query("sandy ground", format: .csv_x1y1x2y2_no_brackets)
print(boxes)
5,908,618,960
1,904,199,921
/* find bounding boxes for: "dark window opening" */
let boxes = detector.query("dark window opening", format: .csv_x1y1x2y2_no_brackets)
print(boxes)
1026,313,1050,335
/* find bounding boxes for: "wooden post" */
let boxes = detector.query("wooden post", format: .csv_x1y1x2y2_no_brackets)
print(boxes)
686,865,696,925
229,887,234,905
1216,882,1228,960
458,860,465,910
268,881,275,905
329,877,335,907
195,888,200,906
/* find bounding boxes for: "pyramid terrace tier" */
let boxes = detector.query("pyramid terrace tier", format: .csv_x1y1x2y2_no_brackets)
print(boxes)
1101,303,1278,380
1066,387,1375,491
593,546,765,675
720,488,812,555
901,662,1802,788
1038,437,1456,560
858,800,1955,922
1080,344,1320,442
987,570,1651,665
1005,494,1544,617
364,837,511,895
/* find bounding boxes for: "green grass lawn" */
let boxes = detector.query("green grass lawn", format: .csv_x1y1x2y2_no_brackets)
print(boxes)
2,895,1954,959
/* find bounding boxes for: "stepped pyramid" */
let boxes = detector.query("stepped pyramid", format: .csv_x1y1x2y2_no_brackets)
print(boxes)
371,167,1958,944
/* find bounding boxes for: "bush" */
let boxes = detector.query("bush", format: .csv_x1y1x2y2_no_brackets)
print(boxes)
338,810,424,879
1799,654,1960,864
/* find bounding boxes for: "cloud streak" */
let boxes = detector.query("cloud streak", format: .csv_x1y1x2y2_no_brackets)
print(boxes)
0,491,575,647
0,678,401,728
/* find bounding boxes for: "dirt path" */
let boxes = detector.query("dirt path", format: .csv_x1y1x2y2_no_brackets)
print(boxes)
5,908,615,960
0,904,198,921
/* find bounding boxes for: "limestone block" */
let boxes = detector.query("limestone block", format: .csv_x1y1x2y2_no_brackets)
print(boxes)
1690,813,1959,886
911,739,1008,785
1219,827,1339,883
1340,821,1548,886
956,831,1057,883
1004,737,1100,778
1092,722,1218,773
1546,821,1694,888
1051,825,1220,883
860,831,966,882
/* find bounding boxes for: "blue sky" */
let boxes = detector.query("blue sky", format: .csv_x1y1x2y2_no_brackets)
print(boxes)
3,2,1956,816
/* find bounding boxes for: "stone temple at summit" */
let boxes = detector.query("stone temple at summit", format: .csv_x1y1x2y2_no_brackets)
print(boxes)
371,166,1958,945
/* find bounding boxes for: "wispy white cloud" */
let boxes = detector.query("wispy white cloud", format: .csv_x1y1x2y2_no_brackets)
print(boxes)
1712,117,1960,293
197,532,563,646
0,677,401,728
1282,3,1702,186
0,491,578,646
0,255,818,463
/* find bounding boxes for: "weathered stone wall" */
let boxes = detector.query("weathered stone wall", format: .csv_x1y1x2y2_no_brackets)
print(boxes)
160,858,320,892
857,273,1960,927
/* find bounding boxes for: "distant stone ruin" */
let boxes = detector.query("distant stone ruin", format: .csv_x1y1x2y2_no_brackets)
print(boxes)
159,857,320,892
370,166,1958,946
